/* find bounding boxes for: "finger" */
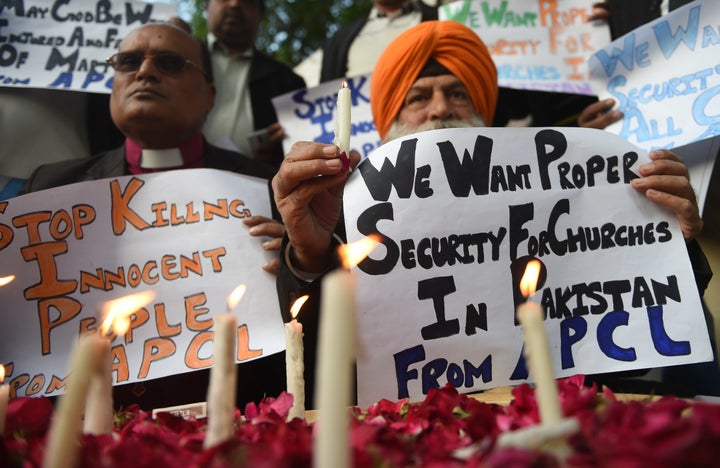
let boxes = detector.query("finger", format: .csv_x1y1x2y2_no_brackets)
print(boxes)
243,215,274,227
644,189,703,239
648,149,684,164
262,237,282,252
249,222,286,239
636,158,689,179
631,174,694,199
273,159,347,202
262,258,280,275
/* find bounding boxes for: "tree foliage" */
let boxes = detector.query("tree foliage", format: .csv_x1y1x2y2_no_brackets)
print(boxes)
178,0,372,66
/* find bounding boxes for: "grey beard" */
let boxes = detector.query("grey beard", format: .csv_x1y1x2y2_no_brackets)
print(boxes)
384,114,486,143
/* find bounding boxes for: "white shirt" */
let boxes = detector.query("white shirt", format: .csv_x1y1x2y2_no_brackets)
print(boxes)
202,33,255,156
346,6,422,78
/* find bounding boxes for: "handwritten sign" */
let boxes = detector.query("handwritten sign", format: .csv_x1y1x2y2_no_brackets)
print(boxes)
0,0,175,93
344,127,713,406
272,75,381,159
588,0,720,151
440,0,610,94
0,169,284,398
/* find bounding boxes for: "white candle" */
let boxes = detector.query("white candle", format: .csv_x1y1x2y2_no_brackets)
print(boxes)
0,365,8,436
44,334,105,468
204,313,238,448
82,335,113,435
517,300,562,424
313,269,354,468
285,296,307,420
334,81,351,170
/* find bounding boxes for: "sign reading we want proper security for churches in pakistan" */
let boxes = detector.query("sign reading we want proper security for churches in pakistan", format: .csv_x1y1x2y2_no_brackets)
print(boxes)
346,127,714,407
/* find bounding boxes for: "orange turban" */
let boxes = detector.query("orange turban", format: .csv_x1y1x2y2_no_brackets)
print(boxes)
370,20,498,141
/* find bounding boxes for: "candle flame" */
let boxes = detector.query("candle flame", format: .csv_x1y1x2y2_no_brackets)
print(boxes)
341,80,348,89
0,364,5,383
519,259,542,298
100,291,155,335
0,275,15,287
290,295,309,320
227,284,247,311
338,234,381,269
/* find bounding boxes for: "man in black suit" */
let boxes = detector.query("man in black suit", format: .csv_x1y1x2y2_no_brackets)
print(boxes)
25,21,287,411
320,0,438,83
202,0,305,168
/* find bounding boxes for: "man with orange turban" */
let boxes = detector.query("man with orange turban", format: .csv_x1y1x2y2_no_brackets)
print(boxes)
271,20,709,405
370,20,497,142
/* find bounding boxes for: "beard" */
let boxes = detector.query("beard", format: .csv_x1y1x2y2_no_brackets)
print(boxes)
384,114,486,143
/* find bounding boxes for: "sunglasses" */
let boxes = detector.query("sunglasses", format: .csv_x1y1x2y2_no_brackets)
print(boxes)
106,51,209,81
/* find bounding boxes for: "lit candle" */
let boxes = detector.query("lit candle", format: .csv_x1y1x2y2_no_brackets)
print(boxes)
0,365,9,436
286,295,308,420
334,80,351,172
516,259,562,424
84,291,155,435
314,236,379,468
204,285,244,448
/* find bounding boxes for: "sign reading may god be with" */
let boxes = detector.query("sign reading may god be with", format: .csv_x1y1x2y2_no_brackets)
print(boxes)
0,0,175,93
344,127,713,407
0,169,284,398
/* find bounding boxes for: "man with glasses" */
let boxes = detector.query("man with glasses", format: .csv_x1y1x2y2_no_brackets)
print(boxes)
23,22,287,411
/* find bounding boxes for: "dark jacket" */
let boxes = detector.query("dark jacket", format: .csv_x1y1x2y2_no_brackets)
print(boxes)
320,1,438,83
203,43,306,169
24,141,277,192
25,141,287,412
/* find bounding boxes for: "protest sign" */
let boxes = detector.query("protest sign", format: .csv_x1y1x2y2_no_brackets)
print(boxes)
344,127,712,406
0,169,284,398
440,0,610,94
272,75,381,159
587,0,720,152
0,0,175,93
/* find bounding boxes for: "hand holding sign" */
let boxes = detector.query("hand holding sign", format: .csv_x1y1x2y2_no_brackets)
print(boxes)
631,150,704,241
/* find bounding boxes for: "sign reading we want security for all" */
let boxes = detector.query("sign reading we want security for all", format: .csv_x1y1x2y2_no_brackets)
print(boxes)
346,127,713,406
0,0,175,93
0,170,284,398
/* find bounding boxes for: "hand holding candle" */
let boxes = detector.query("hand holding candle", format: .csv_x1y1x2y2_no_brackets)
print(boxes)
286,295,308,421
517,259,562,424
334,80,351,172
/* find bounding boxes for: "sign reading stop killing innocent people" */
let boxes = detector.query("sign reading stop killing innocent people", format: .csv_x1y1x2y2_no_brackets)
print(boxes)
0,0,175,93
0,169,284,398
344,127,713,407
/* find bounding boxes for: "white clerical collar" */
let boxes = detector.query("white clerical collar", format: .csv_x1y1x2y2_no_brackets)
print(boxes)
140,148,184,169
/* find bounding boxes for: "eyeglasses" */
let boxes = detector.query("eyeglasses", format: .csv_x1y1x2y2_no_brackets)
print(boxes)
107,51,209,81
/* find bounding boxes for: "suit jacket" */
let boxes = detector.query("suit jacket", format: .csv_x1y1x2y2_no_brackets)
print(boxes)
203,42,306,169
320,1,438,82
24,141,277,192
25,141,288,411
